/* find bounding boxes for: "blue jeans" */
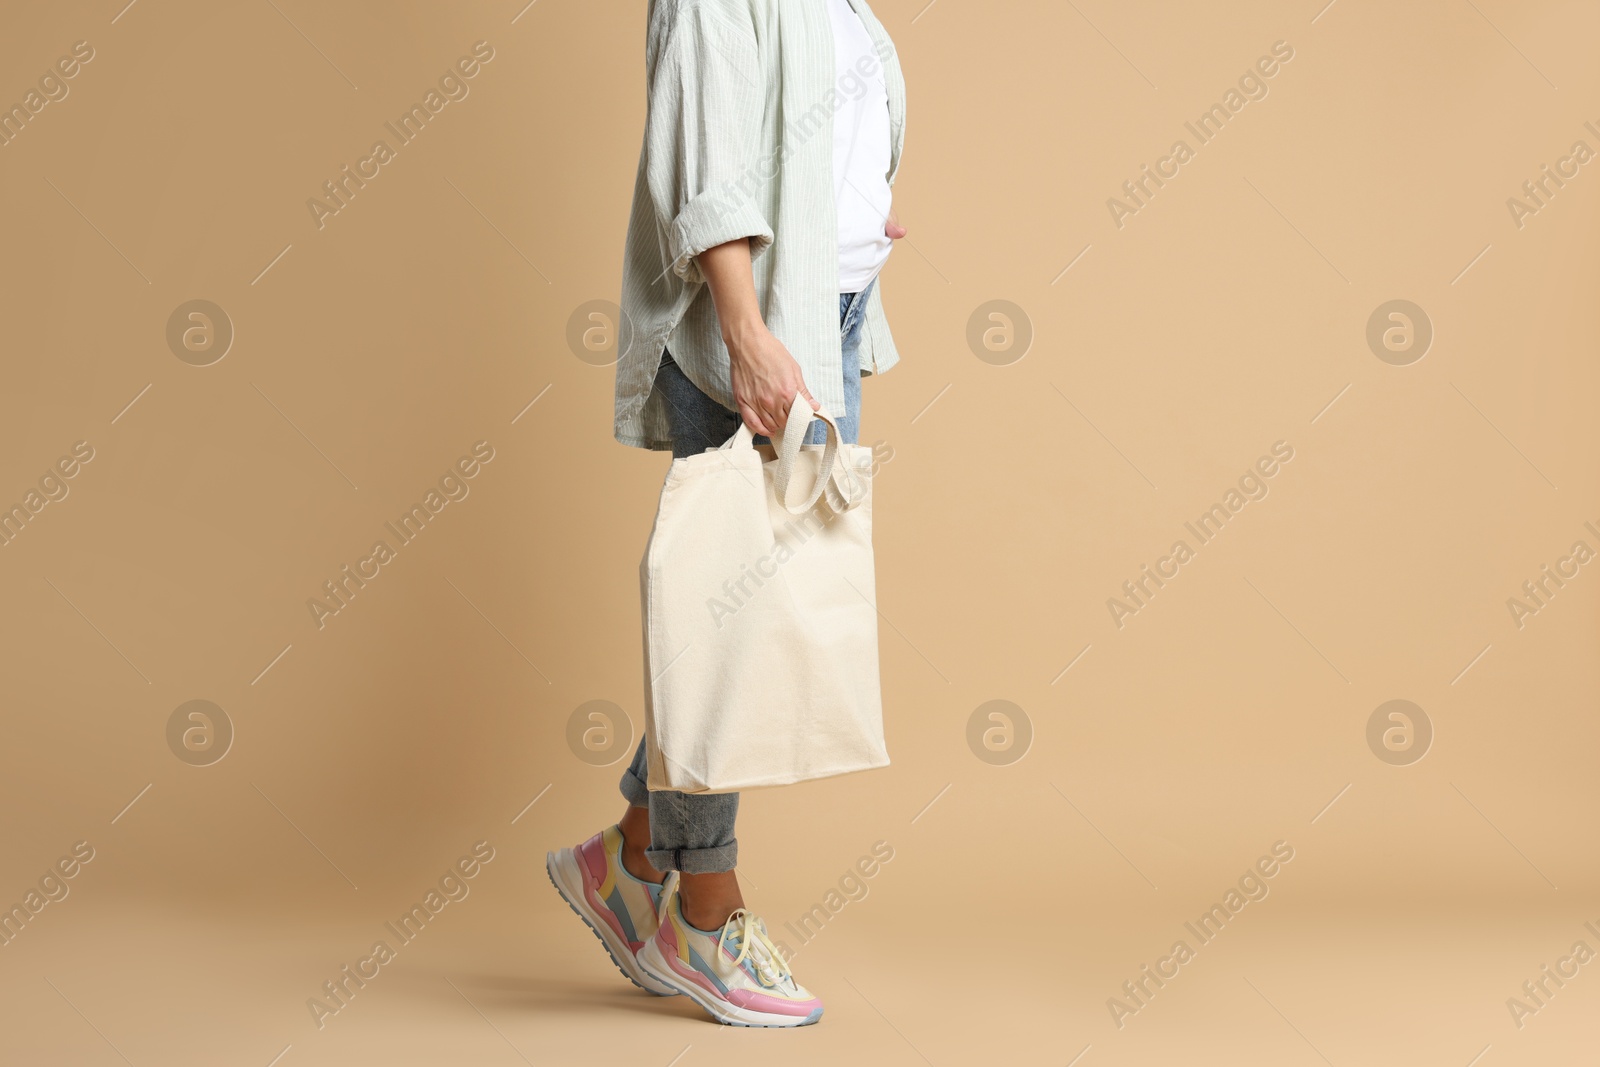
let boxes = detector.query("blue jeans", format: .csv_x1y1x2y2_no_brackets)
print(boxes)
619,281,874,873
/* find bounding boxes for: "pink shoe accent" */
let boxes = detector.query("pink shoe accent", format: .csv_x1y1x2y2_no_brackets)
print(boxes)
655,928,727,998
655,917,680,953
576,832,607,886
573,834,630,945
726,988,823,1016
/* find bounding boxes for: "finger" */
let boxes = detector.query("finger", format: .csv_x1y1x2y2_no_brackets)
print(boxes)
799,384,820,411
737,401,770,436
764,398,789,434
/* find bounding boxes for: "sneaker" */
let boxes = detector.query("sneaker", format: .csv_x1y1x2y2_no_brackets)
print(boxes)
637,874,824,1027
546,825,678,996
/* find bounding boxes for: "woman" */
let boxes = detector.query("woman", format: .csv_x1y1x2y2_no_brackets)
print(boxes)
547,0,906,1028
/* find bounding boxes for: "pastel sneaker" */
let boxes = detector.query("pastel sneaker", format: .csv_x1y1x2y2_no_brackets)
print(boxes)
637,875,824,1027
546,825,678,996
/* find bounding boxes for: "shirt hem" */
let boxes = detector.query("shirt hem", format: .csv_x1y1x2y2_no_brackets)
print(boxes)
615,429,676,452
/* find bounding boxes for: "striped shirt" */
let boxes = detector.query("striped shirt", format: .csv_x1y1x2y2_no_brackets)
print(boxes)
614,0,907,451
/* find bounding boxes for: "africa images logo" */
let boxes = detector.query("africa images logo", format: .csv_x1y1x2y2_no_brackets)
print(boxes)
307,441,495,630
306,41,496,230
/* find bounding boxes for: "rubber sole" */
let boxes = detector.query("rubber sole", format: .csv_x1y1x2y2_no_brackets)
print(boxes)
636,937,823,1028
545,849,678,997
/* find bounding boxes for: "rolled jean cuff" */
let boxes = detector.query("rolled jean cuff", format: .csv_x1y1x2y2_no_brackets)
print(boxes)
646,840,738,875
619,762,651,808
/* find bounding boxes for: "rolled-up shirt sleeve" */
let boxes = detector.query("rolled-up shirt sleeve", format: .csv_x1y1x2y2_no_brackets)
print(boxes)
646,8,773,285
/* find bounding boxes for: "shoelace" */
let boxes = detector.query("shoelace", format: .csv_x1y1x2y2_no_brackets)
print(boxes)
656,872,794,989
717,909,793,989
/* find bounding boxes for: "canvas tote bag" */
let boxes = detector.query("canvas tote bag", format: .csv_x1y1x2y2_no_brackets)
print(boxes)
641,393,888,793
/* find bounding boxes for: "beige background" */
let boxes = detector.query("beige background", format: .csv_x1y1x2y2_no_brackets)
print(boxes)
2,0,1597,1063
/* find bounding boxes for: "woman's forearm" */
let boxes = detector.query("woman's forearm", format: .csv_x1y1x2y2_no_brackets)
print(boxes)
694,237,816,435
697,238,766,351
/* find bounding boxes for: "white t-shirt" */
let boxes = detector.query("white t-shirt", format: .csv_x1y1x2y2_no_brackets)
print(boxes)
826,0,894,293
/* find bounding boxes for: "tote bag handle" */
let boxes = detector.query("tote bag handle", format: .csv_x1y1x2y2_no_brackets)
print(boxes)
718,394,866,514
771,391,870,518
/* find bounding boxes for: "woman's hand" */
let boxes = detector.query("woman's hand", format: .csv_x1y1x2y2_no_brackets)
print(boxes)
725,323,818,437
